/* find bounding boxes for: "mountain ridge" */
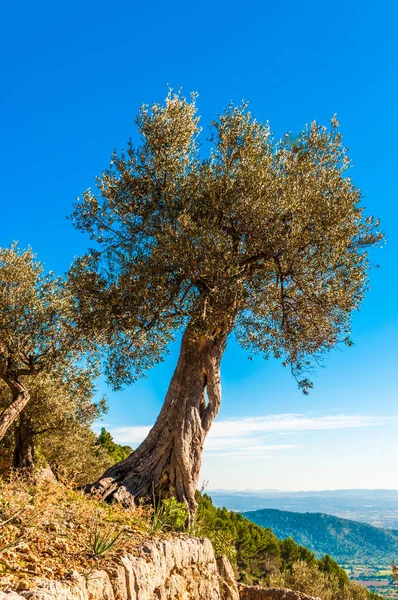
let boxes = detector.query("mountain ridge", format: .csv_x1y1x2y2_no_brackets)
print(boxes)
243,507,398,563
209,489,398,529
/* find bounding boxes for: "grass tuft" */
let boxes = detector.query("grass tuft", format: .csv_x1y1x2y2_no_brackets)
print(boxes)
86,519,124,557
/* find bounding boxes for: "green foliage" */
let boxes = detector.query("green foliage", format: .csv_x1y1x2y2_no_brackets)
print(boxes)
195,493,375,600
43,426,112,487
200,526,237,564
392,559,398,582
0,244,93,442
279,537,301,565
0,244,76,378
149,496,189,534
243,508,398,564
367,593,384,600
318,554,349,587
96,428,132,463
270,559,369,600
197,493,299,584
0,371,112,485
191,501,237,563
70,91,382,393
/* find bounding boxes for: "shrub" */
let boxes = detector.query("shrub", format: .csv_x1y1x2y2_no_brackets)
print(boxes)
149,496,189,533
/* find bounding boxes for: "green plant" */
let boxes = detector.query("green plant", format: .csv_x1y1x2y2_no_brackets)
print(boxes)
149,495,189,534
96,428,132,463
86,520,124,557
192,520,236,563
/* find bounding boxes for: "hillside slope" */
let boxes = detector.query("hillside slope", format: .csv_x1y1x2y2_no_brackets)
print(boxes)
0,480,380,600
243,508,398,562
209,490,398,529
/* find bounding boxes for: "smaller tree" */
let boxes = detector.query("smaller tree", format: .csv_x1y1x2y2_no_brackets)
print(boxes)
0,367,112,484
96,427,132,463
0,244,82,441
391,560,398,584
318,554,349,587
273,560,368,600
43,425,112,487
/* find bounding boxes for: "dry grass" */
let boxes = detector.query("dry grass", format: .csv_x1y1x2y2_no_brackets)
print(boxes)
0,473,154,590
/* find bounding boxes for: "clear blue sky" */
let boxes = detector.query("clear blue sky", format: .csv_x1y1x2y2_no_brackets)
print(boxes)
1,0,397,490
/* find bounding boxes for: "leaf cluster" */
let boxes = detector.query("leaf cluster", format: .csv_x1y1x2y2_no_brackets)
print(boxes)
95,427,132,464
70,91,382,391
149,494,189,534
0,244,84,381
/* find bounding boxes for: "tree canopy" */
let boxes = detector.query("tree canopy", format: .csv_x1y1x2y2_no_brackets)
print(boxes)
70,90,381,393
0,244,84,440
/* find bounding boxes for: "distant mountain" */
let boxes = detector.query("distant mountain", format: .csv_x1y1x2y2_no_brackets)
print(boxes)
243,508,398,563
208,489,398,528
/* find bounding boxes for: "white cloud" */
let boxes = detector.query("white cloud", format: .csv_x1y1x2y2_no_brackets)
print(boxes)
208,414,396,438
207,444,299,458
93,424,151,444
204,414,396,458
99,413,396,460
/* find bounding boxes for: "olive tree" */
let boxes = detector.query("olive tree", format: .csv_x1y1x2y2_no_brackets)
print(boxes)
70,91,381,517
0,244,80,441
0,365,107,473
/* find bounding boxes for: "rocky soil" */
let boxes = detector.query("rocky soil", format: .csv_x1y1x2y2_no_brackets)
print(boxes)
0,537,320,600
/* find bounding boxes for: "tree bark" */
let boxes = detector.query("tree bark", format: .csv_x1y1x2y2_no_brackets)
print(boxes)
0,377,30,442
87,323,229,519
13,413,35,470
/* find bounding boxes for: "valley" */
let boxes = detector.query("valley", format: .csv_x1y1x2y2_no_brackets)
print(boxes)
209,491,398,598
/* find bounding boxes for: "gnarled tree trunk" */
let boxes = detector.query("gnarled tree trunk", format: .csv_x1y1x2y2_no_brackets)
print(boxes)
13,413,35,470
0,377,30,442
88,324,229,518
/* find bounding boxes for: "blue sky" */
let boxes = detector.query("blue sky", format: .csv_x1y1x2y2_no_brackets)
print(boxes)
1,0,397,490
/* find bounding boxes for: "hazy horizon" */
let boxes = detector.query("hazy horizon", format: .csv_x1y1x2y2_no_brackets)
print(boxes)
206,488,398,493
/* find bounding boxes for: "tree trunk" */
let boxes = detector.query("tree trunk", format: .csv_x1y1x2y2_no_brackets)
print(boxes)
13,413,35,470
88,324,228,519
0,378,30,442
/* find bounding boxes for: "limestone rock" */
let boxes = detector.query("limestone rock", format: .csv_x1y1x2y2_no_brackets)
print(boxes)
86,572,114,600
0,593,26,600
238,584,321,600
216,555,239,600
20,571,88,600
1,537,322,600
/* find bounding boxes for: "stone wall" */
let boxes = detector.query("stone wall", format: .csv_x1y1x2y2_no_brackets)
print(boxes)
0,537,320,600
